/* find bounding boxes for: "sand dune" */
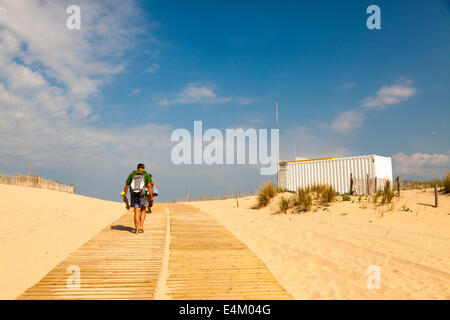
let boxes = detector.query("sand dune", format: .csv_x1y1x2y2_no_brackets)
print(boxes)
0,184,125,299
190,189,450,299
1,183,449,300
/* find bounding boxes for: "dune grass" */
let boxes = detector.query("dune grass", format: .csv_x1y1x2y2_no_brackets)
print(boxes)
342,193,351,201
256,181,278,208
381,180,394,204
444,171,450,194
273,184,338,213
372,190,383,204
294,187,312,212
320,185,336,205
372,180,394,205
278,195,293,213
311,184,325,199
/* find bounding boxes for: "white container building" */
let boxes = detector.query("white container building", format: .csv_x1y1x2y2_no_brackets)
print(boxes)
278,155,393,195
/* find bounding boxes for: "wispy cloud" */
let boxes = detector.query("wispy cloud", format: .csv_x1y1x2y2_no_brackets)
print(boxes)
330,109,365,134
335,82,357,90
158,83,231,106
392,152,450,178
0,1,275,202
236,97,257,105
328,79,417,134
0,0,173,169
129,88,141,96
146,63,159,73
363,82,416,108
0,0,146,101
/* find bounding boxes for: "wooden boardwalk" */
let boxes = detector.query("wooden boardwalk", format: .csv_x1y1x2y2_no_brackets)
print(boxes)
164,204,291,299
18,205,167,300
18,203,291,300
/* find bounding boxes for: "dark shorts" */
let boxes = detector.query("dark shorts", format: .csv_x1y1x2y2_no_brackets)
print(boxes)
130,193,147,209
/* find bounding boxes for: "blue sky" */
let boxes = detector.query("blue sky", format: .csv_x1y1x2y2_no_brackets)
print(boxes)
0,0,449,201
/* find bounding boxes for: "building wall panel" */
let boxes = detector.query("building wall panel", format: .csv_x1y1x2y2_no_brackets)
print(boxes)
280,155,393,195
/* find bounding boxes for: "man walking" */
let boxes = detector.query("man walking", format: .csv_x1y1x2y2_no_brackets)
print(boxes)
123,163,153,234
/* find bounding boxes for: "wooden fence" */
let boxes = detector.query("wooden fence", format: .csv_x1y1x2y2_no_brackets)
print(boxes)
351,177,391,195
400,179,444,190
171,190,257,203
0,174,75,193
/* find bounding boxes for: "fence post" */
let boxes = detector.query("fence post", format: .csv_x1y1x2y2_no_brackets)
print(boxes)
374,177,377,193
186,191,189,202
236,192,239,208
349,173,353,195
434,184,438,208
366,174,370,195
396,177,400,197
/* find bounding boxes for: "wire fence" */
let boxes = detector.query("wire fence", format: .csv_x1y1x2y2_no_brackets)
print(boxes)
400,179,444,191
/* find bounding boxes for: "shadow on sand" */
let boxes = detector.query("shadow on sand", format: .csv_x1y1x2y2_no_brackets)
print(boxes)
111,225,135,233
417,202,436,208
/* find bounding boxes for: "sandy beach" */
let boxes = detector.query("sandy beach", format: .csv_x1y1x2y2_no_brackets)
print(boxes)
1,183,449,300
190,189,450,299
0,184,125,299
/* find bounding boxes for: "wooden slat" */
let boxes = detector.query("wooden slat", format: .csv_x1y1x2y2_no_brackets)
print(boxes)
17,203,291,300
164,204,291,300
17,205,167,300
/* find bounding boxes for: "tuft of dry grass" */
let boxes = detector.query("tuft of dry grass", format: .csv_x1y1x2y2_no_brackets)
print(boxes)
372,180,395,205
320,185,336,205
256,181,278,208
372,190,383,204
311,184,325,199
444,171,450,194
278,195,292,213
342,193,351,201
276,184,335,214
294,187,312,212
381,180,394,204
401,204,412,212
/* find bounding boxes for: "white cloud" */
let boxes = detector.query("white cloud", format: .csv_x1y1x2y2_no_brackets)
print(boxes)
236,97,257,105
363,83,416,108
129,88,141,96
392,152,450,178
335,82,357,90
146,63,159,73
0,1,277,202
330,109,365,134
0,0,173,169
158,83,231,106
0,0,143,100
7,64,47,90
328,80,416,134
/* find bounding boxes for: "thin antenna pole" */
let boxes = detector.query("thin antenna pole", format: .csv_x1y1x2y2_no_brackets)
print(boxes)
276,101,279,130
276,101,279,189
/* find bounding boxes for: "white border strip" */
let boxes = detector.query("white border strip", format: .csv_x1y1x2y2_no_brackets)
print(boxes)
153,206,171,300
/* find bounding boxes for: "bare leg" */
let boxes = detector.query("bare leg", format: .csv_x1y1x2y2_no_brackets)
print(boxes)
140,208,146,231
134,207,140,234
